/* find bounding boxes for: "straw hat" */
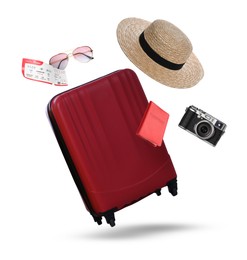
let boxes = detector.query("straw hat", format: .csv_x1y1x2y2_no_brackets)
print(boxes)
116,18,204,88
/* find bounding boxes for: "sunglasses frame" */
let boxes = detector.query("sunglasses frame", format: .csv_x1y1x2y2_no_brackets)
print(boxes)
49,46,94,70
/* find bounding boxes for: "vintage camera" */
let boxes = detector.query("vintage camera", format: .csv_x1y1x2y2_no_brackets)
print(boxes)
179,105,227,146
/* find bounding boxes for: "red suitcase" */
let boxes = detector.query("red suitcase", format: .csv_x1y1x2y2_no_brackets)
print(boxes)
47,69,177,227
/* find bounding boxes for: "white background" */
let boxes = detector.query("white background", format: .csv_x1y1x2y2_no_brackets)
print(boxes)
1,0,246,259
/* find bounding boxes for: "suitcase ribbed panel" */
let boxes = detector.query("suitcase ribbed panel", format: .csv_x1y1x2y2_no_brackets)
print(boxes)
49,69,176,213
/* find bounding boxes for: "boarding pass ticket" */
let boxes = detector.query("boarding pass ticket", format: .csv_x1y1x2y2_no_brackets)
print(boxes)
22,58,68,86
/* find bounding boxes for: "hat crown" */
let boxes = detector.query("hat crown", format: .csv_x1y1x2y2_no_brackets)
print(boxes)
144,20,192,64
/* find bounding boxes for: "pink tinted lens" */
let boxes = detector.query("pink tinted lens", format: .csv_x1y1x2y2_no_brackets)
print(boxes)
73,46,93,63
49,53,68,70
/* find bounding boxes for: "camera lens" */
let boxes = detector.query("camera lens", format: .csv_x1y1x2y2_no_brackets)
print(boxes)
195,120,215,140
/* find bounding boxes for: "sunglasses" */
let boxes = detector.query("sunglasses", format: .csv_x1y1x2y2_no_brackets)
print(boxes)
49,46,94,70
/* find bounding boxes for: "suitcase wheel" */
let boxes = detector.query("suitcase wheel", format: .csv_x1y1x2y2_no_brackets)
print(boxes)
155,189,162,196
92,215,103,225
108,219,116,227
167,178,178,196
96,218,103,225
104,210,116,227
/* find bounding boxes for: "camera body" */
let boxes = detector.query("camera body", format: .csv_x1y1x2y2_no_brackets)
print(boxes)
179,105,227,146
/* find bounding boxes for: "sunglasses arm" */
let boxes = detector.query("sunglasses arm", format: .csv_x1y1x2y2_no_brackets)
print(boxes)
76,53,94,60
57,58,68,69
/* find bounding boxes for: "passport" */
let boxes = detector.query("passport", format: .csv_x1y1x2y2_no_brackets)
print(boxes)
136,101,169,146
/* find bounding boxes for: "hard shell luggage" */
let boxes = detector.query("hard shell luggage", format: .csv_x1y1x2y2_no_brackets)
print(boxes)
47,69,177,227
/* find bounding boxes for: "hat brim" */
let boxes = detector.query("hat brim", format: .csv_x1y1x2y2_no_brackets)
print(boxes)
117,18,204,88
